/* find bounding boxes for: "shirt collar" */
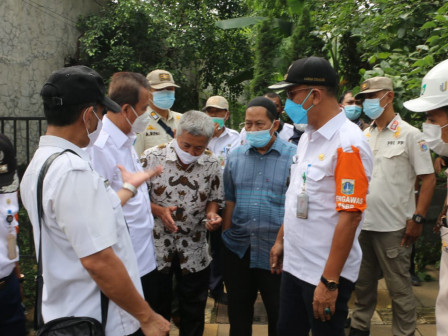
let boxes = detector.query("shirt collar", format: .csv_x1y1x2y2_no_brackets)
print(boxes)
166,140,207,165
370,113,402,133
149,107,174,121
215,127,230,139
386,114,402,133
39,135,91,161
305,109,346,141
102,115,135,148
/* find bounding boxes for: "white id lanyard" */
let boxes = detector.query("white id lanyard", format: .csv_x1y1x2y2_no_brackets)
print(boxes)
297,164,311,219
6,210,17,260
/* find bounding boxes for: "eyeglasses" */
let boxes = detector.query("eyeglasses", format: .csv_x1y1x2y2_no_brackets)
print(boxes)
239,121,271,131
286,87,327,100
286,87,314,100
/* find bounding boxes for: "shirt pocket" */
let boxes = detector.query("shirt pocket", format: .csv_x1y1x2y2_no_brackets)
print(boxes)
380,146,406,182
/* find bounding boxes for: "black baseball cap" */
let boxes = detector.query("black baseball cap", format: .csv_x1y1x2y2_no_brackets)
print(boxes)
268,56,339,90
40,65,121,113
0,134,17,189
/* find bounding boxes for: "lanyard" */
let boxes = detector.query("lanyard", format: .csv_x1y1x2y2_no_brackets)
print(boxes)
302,164,311,193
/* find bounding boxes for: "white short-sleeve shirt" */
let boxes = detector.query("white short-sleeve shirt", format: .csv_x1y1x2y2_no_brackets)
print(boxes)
88,116,157,277
362,114,434,231
283,111,373,286
207,127,241,169
20,135,142,336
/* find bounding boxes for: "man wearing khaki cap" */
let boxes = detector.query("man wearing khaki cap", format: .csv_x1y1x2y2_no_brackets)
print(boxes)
349,77,436,336
204,96,241,169
134,69,182,156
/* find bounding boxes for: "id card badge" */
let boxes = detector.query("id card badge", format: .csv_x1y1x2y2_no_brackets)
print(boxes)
7,232,17,260
296,192,309,219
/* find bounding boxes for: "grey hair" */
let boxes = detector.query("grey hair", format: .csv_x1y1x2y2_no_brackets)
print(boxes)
177,110,215,139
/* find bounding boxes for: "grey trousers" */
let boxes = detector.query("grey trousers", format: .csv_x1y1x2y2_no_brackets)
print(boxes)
351,229,416,336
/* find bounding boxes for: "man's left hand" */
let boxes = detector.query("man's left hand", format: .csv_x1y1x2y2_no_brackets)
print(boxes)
312,282,337,322
401,219,423,247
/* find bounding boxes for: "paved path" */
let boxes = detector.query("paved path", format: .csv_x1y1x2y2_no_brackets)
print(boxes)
169,266,439,336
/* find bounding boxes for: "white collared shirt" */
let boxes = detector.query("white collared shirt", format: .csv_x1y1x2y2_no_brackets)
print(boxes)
362,114,434,231
207,127,241,169
283,111,373,286
20,135,141,336
88,116,157,276
0,192,19,278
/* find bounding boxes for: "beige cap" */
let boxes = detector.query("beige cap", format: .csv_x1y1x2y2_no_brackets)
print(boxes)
146,69,180,89
355,76,393,99
204,96,229,110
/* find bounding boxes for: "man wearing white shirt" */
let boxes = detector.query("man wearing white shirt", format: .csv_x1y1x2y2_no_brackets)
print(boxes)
269,57,373,336
21,66,169,336
204,96,241,169
88,72,159,306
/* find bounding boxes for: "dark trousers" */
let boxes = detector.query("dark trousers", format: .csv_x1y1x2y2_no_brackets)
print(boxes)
277,271,354,336
143,255,210,336
140,268,158,309
223,245,281,336
209,227,224,296
0,271,26,336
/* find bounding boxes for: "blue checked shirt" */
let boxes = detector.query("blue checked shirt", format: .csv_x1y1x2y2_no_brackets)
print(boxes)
222,136,297,270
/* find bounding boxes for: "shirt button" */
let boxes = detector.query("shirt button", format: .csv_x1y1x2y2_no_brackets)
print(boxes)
258,172,262,175
253,218,256,221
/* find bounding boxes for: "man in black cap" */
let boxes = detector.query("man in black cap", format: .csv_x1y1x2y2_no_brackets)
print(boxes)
222,97,296,336
269,57,373,336
0,134,26,336
20,66,169,336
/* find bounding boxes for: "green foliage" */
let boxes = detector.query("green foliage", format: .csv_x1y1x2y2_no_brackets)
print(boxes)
250,18,283,96
78,0,253,113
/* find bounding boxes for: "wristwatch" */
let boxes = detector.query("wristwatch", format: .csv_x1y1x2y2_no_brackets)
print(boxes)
412,214,426,224
320,276,339,291
122,182,138,197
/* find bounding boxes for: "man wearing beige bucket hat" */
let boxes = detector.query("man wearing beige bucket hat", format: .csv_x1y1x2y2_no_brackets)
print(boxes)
134,69,182,156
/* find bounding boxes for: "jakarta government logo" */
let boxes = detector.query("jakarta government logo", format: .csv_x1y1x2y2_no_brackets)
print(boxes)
341,179,355,195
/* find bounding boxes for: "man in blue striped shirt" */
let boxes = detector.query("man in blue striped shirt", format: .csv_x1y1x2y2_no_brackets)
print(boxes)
222,96,297,336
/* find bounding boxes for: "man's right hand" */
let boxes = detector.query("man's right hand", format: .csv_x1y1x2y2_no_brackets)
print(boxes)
153,205,178,233
140,312,170,336
270,241,284,275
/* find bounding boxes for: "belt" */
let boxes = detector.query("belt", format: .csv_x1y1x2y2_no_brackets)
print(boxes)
0,271,13,289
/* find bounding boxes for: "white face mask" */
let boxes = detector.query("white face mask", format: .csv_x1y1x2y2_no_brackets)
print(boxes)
422,122,448,156
126,106,151,134
172,138,200,165
83,107,102,146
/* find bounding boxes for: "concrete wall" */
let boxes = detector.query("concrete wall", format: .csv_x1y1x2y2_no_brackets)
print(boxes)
0,0,105,163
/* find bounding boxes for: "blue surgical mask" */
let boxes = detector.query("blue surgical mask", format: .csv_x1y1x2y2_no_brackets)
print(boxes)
344,105,362,121
246,123,274,148
284,89,314,124
362,92,389,120
211,117,225,129
152,90,175,110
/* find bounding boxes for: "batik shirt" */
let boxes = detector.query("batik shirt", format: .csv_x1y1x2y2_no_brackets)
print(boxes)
140,140,224,274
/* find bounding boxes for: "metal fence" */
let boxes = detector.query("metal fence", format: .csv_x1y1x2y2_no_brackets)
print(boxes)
0,116,47,165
